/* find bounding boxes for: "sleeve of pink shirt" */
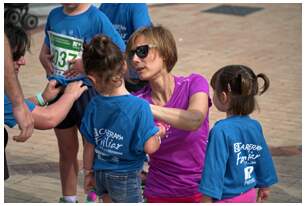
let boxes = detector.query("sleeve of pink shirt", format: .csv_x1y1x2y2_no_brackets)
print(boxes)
189,73,211,107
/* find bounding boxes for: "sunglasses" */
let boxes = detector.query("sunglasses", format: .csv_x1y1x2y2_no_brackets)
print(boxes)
129,44,156,59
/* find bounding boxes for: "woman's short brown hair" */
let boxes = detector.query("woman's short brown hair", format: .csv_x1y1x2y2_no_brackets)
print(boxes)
126,25,178,72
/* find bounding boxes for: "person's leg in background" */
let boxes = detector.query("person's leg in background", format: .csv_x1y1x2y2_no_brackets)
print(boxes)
55,126,79,203
4,128,9,180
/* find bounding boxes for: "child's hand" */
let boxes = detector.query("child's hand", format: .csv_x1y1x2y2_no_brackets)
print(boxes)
84,171,95,194
155,122,166,139
64,80,88,100
64,58,84,78
201,195,213,203
42,80,62,102
257,187,270,202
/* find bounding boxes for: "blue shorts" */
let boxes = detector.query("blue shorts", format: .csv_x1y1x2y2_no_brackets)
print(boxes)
95,170,143,203
55,85,99,129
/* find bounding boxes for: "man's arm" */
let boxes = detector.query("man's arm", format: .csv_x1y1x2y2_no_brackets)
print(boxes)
4,34,34,142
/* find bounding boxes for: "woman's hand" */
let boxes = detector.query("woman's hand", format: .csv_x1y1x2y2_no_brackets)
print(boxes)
64,80,88,100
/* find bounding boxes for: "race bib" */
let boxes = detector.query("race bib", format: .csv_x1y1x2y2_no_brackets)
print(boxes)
48,31,83,76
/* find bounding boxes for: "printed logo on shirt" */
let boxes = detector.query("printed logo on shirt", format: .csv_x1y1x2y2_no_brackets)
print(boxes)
233,142,261,185
94,128,124,159
114,24,127,41
234,142,262,165
244,166,256,185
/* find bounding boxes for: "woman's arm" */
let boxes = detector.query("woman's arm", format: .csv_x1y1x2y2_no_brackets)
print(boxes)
150,92,209,131
31,81,87,129
5,34,34,142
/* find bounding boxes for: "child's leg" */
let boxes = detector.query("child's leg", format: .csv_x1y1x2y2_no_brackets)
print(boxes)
55,126,79,202
95,170,110,203
106,170,143,203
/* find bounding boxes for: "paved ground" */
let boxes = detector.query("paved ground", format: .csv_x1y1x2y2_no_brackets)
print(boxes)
4,3,302,203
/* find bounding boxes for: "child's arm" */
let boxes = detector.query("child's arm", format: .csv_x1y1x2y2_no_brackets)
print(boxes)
39,43,53,76
257,187,270,202
27,80,62,105
201,195,213,203
144,124,166,154
83,139,95,194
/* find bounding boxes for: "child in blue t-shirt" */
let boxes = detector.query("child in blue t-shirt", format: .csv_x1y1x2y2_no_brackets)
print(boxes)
39,4,126,203
80,34,165,203
199,65,278,203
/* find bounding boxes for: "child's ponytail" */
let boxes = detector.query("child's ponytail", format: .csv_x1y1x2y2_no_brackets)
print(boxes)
211,65,270,115
256,73,270,95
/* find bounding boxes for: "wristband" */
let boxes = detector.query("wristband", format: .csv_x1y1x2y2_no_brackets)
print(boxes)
36,92,47,106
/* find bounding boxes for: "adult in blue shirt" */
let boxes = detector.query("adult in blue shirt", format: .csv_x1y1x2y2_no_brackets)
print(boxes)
4,23,87,180
100,3,152,92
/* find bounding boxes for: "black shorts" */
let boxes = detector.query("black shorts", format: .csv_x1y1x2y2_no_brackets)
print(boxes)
55,86,99,129
4,127,9,180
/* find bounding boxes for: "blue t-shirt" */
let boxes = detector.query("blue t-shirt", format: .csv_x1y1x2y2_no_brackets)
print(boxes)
4,94,36,128
199,115,278,200
80,94,159,172
99,3,152,80
44,5,126,85
99,3,152,44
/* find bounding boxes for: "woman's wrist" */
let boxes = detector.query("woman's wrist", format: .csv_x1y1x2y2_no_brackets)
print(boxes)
36,92,47,106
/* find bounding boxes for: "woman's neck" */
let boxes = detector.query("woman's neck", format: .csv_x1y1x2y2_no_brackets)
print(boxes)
150,73,175,106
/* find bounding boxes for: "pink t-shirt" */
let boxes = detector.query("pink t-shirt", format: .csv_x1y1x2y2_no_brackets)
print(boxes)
134,73,211,198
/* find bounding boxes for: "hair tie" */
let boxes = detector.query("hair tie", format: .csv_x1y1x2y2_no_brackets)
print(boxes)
227,83,232,92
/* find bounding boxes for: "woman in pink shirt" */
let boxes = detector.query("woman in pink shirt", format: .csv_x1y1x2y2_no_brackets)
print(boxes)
127,25,211,203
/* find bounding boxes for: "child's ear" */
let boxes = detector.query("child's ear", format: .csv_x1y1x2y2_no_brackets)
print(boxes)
87,74,96,86
112,75,120,82
220,92,229,104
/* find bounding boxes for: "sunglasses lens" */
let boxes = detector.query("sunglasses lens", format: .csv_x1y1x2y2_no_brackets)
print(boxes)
136,45,149,59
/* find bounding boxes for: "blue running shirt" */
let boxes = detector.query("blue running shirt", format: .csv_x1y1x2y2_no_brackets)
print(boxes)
199,115,278,200
80,94,159,172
